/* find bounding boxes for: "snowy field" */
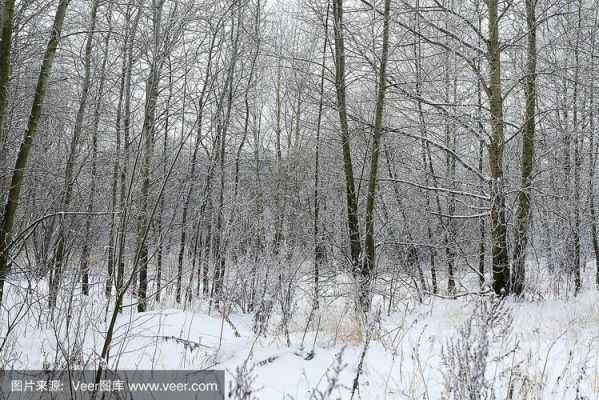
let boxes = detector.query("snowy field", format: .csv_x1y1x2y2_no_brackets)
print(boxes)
1,265,598,399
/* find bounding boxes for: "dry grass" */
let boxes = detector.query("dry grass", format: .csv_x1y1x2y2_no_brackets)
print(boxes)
309,300,365,347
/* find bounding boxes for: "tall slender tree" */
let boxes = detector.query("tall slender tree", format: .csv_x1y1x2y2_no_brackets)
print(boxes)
0,0,71,307
135,0,166,312
0,0,15,162
50,0,101,306
332,0,363,293
362,0,392,310
487,0,510,295
512,0,538,296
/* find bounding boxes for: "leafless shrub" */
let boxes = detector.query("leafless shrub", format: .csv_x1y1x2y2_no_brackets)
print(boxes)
310,347,348,400
252,297,273,337
228,363,259,400
441,296,515,400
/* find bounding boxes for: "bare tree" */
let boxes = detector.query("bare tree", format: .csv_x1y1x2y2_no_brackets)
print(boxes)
0,0,71,307
512,0,538,296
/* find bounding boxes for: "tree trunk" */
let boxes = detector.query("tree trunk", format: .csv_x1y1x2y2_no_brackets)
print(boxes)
0,0,15,163
511,0,537,296
158,58,173,303
589,22,599,289
362,0,392,310
313,3,330,311
136,0,165,312
332,0,362,283
114,4,141,305
80,0,113,297
476,16,486,287
50,0,100,307
273,54,284,254
251,95,264,309
176,27,217,303
572,0,582,296
478,139,486,288
212,4,242,304
413,9,437,293
0,0,71,307
487,0,510,295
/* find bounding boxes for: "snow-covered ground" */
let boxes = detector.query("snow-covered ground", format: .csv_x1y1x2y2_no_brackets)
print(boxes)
1,270,598,399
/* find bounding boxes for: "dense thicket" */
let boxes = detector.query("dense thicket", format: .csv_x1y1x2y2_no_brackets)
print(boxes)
0,0,598,315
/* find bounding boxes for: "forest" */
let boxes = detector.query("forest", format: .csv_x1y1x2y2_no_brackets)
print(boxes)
0,0,598,398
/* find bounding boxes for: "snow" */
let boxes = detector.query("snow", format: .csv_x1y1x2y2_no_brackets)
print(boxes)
1,275,598,399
